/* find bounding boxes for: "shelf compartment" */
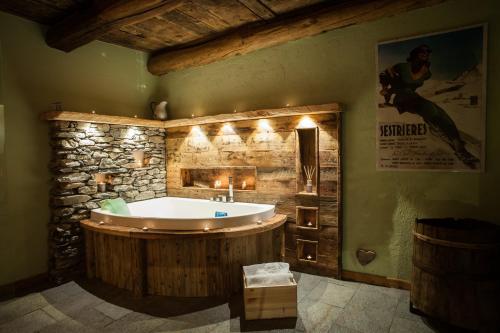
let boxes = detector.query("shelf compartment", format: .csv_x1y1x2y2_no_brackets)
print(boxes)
297,239,318,263
181,166,256,191
296,206,319,230
295,127,319,196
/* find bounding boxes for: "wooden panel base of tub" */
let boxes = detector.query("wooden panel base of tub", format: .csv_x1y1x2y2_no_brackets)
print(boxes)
81,214,286,297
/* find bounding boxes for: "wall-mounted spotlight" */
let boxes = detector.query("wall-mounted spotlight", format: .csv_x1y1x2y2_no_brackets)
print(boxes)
298,116,316,129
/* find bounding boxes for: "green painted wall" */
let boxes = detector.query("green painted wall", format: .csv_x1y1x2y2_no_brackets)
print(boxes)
0,12,158,285
1,0,498,285
158,0,500,279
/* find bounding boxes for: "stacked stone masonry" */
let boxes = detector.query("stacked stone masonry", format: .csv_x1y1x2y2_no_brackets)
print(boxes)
49,121,166,282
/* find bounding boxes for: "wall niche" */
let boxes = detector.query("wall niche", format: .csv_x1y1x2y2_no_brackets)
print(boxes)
181,166,256,191
296,127,319,196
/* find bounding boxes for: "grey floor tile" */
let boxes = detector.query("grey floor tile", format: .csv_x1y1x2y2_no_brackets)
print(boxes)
0,293,49,324
328,323,362,333
0,309,56,333
358,284,406,299
0,273,429,333
52,291,104,317
394,295,422,322
41,281,86,304
106,312,166,333
306,281,356,308
335,288,399,333
389,317,435,333
154,320,226,333
41,304,69,321
37,318,100,333
95,301,132,320
295,273,325,292
325,278,361,291
70,306,114,328
297,299,343,332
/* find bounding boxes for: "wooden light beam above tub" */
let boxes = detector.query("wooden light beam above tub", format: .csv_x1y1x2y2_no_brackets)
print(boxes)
45,0,185,52
147,0,447,75
2,0,447,71
41,103,341,128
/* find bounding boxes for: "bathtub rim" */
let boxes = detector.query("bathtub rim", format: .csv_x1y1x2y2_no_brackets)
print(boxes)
90,197,277,231
81,213,287,240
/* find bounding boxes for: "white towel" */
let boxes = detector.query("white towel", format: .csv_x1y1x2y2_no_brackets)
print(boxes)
243,262,294,287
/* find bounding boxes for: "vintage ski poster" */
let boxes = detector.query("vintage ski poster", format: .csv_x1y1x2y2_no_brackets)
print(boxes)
376,25,486,171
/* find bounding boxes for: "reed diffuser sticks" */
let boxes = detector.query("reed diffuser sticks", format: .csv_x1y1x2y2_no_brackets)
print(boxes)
303,165,315,180
303,165,316,193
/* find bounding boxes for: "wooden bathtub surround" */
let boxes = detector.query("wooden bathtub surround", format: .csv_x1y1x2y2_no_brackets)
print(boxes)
81,214,286,297
166,111,341,278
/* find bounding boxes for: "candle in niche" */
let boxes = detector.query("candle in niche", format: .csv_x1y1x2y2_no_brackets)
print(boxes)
214,180,221,189
132,150,144,167
97,182,106,192
241,180,247,190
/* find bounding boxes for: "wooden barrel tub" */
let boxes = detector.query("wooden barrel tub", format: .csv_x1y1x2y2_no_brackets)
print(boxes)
411,218,500,331
81,214,286,297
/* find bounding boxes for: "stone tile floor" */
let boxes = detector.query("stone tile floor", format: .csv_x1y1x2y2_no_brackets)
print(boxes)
0,272,456,333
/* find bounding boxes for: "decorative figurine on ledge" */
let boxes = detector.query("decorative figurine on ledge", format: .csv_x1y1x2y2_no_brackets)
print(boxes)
150,101,168,120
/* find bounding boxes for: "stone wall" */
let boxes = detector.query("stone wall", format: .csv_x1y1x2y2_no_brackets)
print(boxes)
49,121,166,282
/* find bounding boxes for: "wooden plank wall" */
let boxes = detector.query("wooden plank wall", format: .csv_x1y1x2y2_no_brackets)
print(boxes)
166,113,341,277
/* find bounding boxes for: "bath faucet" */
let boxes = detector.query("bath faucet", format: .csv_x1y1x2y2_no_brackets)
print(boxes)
228,176,234,203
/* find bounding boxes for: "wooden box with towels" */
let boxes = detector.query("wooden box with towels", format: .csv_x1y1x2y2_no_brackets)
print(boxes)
243,270,297,320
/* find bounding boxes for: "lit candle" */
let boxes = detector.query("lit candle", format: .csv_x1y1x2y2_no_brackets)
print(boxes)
214,180,221,189
242,180,247,190
307,255,312,260
97,182,106,192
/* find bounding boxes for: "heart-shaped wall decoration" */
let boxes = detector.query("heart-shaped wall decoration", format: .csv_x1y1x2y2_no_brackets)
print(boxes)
356,249,376,266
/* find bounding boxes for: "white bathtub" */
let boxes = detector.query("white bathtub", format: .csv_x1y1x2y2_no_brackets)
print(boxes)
90,197,276,231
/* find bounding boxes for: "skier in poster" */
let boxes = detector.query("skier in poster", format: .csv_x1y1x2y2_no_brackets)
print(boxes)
379,44,479,168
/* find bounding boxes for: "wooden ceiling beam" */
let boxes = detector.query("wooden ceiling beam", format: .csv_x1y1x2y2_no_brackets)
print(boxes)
45,0,184,52
148,0,447,76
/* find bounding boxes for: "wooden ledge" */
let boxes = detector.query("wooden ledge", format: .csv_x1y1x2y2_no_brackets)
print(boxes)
80,213,287,240
163,103,341,129
41,111,165,128
41,103,341,129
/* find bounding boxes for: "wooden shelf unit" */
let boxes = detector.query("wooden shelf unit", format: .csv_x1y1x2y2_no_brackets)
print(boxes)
297,239,318,263
181,166,256,191
296,206,319,230
295,127,319,196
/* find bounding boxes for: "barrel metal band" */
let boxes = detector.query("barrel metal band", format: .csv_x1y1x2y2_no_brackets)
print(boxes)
413,231,500,250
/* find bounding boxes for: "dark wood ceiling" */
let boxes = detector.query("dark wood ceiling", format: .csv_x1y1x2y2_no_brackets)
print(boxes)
0,0,447,75
0,0,327,52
